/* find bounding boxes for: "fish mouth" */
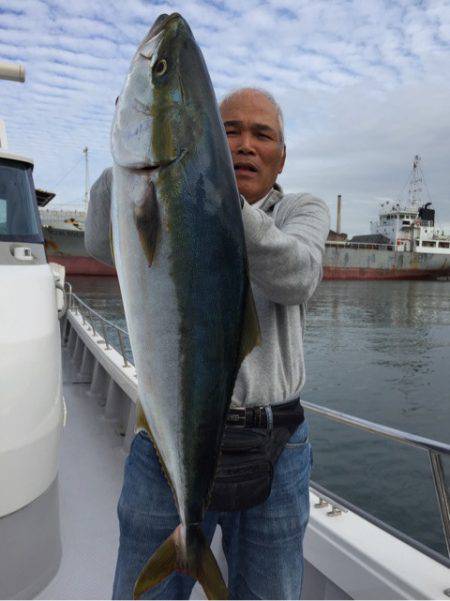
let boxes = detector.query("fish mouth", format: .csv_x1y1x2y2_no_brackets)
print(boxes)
143,12,184,43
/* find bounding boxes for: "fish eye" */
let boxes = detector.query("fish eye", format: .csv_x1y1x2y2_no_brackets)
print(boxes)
154,59,167,76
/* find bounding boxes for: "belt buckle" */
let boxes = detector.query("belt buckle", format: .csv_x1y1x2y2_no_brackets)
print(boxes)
227,407,247,428
255,406,264,428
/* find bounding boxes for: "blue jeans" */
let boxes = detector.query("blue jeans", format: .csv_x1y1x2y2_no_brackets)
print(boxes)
112,419,312,600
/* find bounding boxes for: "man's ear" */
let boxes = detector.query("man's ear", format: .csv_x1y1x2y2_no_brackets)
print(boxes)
278,144,286,174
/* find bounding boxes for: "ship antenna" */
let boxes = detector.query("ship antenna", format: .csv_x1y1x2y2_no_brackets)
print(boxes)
408,155,423,208
83,146,89,210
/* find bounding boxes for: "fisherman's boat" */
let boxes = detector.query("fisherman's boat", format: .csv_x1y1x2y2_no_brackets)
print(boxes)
20,293,447,600
0,61,65,599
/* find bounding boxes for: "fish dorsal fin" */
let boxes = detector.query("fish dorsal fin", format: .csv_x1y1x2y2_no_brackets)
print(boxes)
134,180,160,267
237,283,261,368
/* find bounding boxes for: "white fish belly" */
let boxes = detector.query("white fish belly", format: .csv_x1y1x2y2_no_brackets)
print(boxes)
112,166,187,516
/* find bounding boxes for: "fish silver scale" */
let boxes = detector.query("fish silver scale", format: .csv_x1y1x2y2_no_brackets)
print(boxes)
111,166,186,516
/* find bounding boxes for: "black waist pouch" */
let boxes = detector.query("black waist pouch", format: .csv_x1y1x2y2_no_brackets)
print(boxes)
208,403,304,512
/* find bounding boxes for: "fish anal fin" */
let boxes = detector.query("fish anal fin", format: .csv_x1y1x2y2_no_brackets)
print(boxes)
134,180,160,267
108,220,115,267
237,283,261,368
135,400,151,434
135,401,179,513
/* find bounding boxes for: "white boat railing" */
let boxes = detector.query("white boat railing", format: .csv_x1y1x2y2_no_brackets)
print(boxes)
326,241,395,251
68,289,131,367
65,287,450,560
303,400,450,559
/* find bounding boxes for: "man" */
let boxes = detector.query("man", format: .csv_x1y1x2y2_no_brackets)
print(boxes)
86,88,330,600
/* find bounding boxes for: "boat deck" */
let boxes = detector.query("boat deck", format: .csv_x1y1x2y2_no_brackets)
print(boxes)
36,345,212,600
37,347,126,600
30,308,450,600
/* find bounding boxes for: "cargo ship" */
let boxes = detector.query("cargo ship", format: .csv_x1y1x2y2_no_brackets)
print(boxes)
38,149,115,276
324,156,450,280
39,205,114,276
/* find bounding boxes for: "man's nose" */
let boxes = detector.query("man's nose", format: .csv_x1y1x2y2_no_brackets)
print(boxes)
236,132,256,155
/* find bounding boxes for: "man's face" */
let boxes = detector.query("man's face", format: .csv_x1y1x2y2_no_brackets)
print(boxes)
220,90,286,204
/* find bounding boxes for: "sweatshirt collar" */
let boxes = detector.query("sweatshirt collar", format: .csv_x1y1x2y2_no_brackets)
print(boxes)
257,183,283,213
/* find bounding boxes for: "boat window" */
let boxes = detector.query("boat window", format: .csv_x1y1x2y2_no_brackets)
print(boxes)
0,158,43,243
422,240,436,247
439,242,449,248
0,198,6,233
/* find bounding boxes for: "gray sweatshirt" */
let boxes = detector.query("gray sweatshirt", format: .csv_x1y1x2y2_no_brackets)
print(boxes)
85,168,330,408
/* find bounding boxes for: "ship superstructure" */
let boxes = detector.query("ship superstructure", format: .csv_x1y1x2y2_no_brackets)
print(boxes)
324,156,450,279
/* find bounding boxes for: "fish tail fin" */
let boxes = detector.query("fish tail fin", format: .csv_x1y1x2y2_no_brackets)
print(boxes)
195,525,228,600
133,530,177,598
133,524,228,600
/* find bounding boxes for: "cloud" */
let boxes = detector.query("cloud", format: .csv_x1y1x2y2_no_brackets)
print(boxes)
0,0,449,234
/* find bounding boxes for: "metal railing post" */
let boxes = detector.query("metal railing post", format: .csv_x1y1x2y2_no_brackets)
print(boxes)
429,451,450,557
89,308,96,336
117,330,129,367
102,321,110,350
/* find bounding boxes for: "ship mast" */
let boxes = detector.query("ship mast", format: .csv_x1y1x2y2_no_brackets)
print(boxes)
83,146,89,210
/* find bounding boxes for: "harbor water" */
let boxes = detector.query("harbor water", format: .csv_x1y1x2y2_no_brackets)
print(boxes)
69,276,450,558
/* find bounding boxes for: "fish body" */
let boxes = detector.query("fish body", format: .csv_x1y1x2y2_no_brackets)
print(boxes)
110,13,259,599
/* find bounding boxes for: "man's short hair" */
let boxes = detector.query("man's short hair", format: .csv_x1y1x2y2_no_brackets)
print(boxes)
220,87,285,144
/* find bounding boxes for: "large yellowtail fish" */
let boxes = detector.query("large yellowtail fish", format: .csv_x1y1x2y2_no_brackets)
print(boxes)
110,12,260,600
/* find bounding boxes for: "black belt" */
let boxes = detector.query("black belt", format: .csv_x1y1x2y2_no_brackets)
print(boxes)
226,398,304,429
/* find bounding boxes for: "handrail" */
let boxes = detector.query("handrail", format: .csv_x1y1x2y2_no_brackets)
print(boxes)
302,401,450,456
303,400,450,557
64,288,450,558
68,290,128,337
66,288,131,367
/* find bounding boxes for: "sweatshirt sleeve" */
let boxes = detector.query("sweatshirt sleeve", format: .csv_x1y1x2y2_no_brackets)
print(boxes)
241,193,330,305
85,167,114,267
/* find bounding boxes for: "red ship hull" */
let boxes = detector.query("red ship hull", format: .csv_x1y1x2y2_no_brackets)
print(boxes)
323,266,450,280
47,255,116,276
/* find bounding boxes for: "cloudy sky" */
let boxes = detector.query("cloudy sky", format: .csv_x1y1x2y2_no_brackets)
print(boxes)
1,0,450,235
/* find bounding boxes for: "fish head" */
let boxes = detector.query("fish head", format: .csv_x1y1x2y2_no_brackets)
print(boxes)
111,13,207,171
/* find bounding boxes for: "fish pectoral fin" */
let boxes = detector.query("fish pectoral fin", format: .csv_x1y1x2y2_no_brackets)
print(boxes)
237,283,261,367
133,530,177,600
134,180,160,267
133,525,228,601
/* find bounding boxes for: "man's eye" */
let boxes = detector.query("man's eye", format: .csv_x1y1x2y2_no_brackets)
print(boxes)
258,133,271,140
225,130,238,136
